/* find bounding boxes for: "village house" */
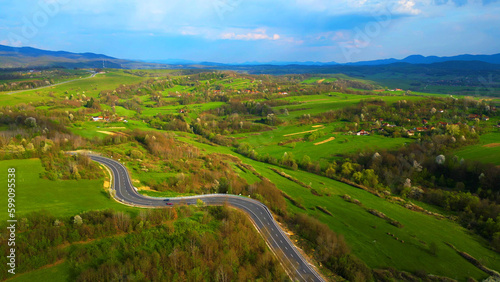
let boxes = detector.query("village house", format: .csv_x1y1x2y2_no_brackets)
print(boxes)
468,114,479,120
381,123,396,128
356,130,370,136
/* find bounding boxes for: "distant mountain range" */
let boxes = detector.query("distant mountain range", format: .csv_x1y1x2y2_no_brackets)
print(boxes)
148,54,500,66
0,44,499,69
345,54,500,66
0,45,164,69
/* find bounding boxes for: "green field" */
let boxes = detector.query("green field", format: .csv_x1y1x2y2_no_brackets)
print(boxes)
272,93,426,120
140,101,225,120
10,262,70,282
454,132,500,165
236,122,409,165
0,159,137,222
0,70,147,106
2,68,499,281
175,134,499,280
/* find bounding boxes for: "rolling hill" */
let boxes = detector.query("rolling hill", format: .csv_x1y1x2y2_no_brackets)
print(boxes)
0,44,167,69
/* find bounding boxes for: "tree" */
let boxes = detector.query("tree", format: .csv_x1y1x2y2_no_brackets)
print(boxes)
301,155,312,168
361,169,379,188
446,124,460,136
130,149,143,159
25,117,37,128
196,199,205,208
85,97,95,108
341,162,354,178
436,155,446,165
326,165,336,178
73,215,83,226
218,177,231,194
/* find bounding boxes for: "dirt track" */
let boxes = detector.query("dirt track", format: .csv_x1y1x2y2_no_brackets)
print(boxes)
283,129,318,137
483,143,500,148
314,137,335,145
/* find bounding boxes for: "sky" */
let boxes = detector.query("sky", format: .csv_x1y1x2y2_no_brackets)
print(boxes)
0,0,499,63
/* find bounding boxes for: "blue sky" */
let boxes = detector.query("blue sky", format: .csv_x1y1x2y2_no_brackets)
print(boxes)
0,0,499,63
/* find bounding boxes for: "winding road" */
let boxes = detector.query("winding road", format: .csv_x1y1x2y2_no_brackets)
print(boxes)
90,154,325,282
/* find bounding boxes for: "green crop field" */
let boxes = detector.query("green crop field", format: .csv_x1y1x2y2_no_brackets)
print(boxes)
454,132,500,165
0,159,137,221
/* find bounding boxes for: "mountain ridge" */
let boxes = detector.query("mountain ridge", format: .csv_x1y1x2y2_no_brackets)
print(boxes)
0,44,499,69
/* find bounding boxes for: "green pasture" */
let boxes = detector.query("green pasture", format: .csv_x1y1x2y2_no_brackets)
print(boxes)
0,70,146,106
301,77,338,84
454,132,500,165
175,135,499,280
10,261,70,282
273,93,426,120
0,159,136,222
236,123,409,165
139,101,225,119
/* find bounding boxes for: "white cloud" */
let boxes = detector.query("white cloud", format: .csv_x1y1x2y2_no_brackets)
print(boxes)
393,0,421,14
219,29,281,41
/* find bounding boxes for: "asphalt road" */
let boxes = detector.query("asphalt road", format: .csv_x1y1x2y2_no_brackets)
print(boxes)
90,154,325,282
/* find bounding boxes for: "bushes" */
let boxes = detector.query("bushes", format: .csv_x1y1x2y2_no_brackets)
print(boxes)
39,153,103,181
66,206,288,281
0,207,288,281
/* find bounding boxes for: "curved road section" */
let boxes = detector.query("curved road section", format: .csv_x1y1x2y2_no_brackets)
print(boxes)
91,154,324,282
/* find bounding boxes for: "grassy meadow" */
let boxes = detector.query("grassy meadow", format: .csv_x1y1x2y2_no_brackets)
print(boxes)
1,69,499,281
454,132,500,165
0,158,137,222
173,134,498,280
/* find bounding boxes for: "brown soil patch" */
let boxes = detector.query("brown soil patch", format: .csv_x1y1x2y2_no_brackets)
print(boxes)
483,143,500,148
314,137,335,145
283,129,318,137
312,125,324,128
317,79,325,83
97,130,116,135
97,130,129,137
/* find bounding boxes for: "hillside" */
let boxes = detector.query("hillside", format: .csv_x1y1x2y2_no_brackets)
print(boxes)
0,44,167,69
